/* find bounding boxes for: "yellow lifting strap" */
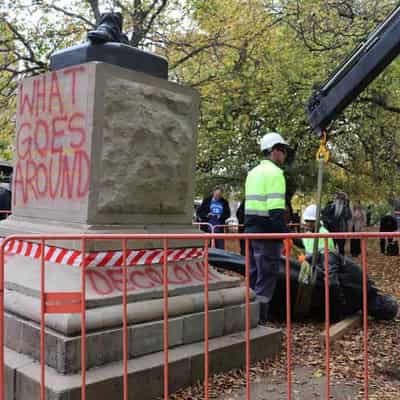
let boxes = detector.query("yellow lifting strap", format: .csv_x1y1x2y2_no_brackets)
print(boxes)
311,130,329,283
294,130,331,319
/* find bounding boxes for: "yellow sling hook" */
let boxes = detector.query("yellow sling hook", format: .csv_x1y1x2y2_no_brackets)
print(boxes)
316,131,330,162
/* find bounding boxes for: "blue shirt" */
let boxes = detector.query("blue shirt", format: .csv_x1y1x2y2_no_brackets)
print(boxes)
209,199,223,225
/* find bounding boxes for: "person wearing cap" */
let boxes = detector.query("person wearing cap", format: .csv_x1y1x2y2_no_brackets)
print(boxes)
244,132,289,324
302,204,335,254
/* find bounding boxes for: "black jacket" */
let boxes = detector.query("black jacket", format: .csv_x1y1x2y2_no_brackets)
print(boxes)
196,196,231,228
322,201,352,233
236,200,245,233
379,215,398,232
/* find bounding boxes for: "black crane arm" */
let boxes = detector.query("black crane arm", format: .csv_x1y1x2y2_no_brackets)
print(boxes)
308,5,400,133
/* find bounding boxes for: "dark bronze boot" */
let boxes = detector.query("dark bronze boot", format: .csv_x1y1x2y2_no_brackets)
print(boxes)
88,12,128,44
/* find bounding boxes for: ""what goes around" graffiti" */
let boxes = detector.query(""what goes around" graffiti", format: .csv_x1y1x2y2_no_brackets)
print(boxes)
13,66,90,206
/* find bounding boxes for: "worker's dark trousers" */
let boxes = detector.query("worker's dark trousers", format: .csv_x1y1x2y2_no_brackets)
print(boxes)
380,238,394,254
213,225,225,250
380,239,386,254
249,239,282,321
350,227,361,257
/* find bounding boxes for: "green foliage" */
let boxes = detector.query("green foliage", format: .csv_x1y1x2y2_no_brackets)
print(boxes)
166,0,400,204
0,20,14,160
0,0,399,207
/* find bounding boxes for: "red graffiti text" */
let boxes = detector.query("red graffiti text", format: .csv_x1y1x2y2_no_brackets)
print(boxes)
14,66,90,206
87,263,222,295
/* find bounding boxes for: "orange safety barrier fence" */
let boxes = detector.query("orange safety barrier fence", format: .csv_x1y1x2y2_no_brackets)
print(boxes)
0,231,398,400
192,223,244,248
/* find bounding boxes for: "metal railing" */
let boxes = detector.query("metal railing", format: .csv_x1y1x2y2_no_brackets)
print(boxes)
0,231,398,400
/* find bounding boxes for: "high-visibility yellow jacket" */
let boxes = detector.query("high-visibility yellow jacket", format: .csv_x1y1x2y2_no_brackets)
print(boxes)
303,225,336,254
244,160,287,233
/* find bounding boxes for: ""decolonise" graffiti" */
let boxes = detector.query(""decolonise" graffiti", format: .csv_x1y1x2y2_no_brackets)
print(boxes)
13,66,90,207
87,262,223,295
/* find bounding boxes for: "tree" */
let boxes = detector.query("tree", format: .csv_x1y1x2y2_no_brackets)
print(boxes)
0,18,16,159
0,0,399,205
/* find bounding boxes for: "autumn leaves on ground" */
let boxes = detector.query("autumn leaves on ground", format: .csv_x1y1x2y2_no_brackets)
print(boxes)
171,235,400,400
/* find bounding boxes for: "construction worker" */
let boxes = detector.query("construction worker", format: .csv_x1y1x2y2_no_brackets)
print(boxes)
302,204,335,254
245,132,289,324
297,205,346,321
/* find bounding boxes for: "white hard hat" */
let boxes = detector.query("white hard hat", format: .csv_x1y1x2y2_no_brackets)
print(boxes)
303,204,317,221
260,132,287,151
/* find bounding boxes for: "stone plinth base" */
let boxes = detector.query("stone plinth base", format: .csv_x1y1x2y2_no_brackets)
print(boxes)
5,326,282,400
5,295,260,374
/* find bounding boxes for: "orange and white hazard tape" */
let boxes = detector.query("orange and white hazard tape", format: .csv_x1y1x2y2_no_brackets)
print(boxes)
3,239,203,268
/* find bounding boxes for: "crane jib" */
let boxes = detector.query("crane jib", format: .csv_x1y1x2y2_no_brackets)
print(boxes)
307,5,400,133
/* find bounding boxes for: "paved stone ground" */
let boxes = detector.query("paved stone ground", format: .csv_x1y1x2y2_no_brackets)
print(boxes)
219,366,361,400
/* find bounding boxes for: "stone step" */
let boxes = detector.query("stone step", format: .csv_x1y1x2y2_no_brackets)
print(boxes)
5,326,282,400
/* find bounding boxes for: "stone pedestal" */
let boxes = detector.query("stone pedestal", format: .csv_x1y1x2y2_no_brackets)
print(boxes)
1,62,282,399
1,62,200,250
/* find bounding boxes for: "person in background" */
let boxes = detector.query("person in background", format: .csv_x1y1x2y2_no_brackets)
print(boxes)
322,192,352,256
350,202,366,257
0,182,11,220
196,186,231,249
379,214,399,256
245,132,289,324
394,208,400,231
236,199,245,255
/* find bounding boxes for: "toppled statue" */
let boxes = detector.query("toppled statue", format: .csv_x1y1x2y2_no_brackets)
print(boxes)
208,248,399,322
50,11,168,79
87,12,129,44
